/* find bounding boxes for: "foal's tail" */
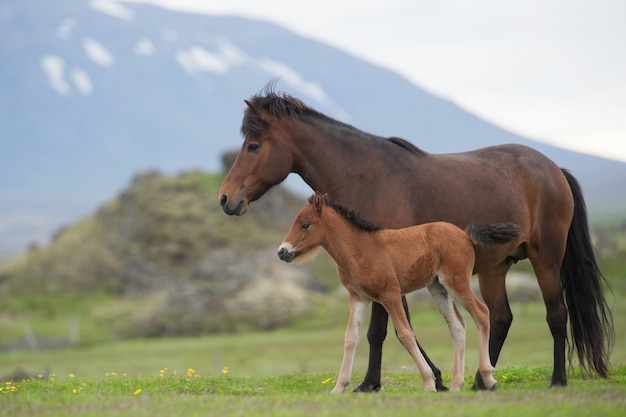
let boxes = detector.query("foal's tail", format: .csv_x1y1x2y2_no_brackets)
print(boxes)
560,169,614,378
466,223,522,246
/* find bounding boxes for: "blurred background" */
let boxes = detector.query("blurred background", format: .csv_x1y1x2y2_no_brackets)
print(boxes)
1,0,624,380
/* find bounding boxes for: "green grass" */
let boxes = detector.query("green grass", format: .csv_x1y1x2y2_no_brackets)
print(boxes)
1,297,625,416
3,294,624,378
2,367,625,417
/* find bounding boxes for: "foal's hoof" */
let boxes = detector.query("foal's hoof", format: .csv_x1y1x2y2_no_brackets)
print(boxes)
488,382,498,391
352,383,381,393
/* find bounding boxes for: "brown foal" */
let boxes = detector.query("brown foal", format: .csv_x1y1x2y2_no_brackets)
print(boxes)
278,193,521,393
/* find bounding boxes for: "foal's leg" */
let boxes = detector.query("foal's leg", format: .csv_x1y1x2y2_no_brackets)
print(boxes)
444,274,498,390
355,297,447,392
331,294,370,394
427,279,466,391
381,293,437,392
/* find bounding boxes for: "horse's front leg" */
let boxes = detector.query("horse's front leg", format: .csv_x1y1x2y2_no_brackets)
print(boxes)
352,301,387,393
331,294,370,394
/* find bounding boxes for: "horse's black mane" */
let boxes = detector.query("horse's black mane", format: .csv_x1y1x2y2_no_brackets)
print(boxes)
241,82,325,138
242,82,427,157
308,194,382,233
387,136,427,156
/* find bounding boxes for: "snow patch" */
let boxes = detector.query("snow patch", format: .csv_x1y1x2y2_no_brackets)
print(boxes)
257,58,349,120
56,18,77,40
134,38,156,56
90,0,134,21
82,37,114,67
71,69,93,95
177,40,246,75
217,39,246,67
162,29,179,43
40,55,71,95
177,47,229,74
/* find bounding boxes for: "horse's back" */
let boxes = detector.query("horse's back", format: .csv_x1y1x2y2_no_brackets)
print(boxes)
413,144,571,223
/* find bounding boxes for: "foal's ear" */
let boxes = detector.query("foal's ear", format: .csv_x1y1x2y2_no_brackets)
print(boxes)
314,193,325,212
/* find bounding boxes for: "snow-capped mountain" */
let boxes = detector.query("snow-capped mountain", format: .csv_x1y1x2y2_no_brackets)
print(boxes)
1,0,625,255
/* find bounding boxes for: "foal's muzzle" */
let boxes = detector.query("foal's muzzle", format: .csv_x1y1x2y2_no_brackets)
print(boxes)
277,245,296,263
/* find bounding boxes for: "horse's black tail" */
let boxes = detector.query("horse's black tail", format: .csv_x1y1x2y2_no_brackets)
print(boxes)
467,223,522,246
560,169,614,378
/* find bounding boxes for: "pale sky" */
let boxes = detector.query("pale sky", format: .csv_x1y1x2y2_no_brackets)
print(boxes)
120,0,626,163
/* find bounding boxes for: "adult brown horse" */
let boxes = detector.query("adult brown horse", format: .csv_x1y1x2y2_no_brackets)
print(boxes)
218,85,613,391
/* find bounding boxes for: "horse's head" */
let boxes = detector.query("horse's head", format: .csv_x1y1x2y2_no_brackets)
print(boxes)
277,193,327,264
219,99,294,216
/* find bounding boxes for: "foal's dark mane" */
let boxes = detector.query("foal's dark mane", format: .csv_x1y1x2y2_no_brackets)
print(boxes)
242,83,427,157
308,194,382,233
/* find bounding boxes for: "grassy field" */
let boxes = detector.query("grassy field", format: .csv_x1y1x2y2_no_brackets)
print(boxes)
1,297,625,416
1,216,625,416
1,366,625,417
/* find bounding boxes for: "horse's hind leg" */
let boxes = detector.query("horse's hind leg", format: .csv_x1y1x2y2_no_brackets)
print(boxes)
381,292,437,392
427,279,466,391
331,293,370,394
527,242,568,387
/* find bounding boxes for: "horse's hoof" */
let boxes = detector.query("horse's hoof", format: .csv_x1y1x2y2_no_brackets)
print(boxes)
352,383,381,393
488,382,498,391
436,381,450,392
471,381,486,391
550,377,567,388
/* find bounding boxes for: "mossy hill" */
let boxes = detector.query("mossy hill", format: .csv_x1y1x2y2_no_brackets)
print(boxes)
0,170,334,344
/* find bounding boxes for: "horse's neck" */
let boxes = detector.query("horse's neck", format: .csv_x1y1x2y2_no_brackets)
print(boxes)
291,119,383,194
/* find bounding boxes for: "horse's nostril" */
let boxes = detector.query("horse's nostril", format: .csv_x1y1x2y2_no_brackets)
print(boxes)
219,194,227,208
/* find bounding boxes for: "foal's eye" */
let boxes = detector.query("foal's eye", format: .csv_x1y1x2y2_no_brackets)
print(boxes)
301,224,310,231
247,143,260,152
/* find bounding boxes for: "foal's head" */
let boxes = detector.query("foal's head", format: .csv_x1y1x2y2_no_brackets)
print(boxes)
277,193,382,264
277,193,328,264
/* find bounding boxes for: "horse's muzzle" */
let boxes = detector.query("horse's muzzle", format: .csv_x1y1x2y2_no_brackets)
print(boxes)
219,194,247,216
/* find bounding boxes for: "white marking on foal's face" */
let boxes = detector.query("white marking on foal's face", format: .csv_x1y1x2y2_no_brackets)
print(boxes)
277,242,296,263
276,240,319,265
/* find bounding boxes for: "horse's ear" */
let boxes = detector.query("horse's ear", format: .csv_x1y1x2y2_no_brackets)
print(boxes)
244,99,275,125
314,193,324,212
244,99,257,113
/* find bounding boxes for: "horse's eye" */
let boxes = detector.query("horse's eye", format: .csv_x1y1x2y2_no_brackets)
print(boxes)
247,143,260,152
301,224,310,231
